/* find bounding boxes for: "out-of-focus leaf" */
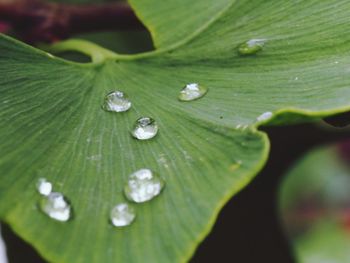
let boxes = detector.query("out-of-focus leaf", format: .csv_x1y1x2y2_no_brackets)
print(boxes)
279,145,350,263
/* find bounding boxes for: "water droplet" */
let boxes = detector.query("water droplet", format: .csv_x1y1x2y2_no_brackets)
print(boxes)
39,192,71,222
87,154,102,161
257,111,273,122
110,203,136,227
229,160,242,172
131,117,158,140
124,168,165,203
235,124,248,130
102,91,131,113
178,83,208,101
157,154,170,168
46,52,54,58
36,178,52,196
238,39,266,55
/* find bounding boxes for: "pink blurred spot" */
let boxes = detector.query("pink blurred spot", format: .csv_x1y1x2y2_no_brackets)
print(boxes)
338,139,350,164
0,21,11,33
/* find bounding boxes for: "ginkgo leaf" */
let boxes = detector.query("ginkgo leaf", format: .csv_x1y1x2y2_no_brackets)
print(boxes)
1,0,350,262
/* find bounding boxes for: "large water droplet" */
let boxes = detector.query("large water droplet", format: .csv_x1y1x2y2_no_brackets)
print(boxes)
131,117,158,140
110,203,136,227
102,91,131,112
238,39,266,55
39,192,71,222
178,83,208,101
124,168,165,203
257,111,273,122
36,178,52,196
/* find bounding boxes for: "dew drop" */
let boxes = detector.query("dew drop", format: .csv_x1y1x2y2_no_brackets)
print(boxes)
102,91,131,112
238,39,266,55
257,111,273,122
36,178,52,196
124,168,165,203
235,124,248,130
39,192,71,222
178,83,208,101
131,117,158,140
229,160,242,172
110,203,136,227
46,52,54,58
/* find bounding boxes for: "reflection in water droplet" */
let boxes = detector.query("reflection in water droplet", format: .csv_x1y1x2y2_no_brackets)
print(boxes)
131,117,158,140
102,91,131,112
257,111,273,122
39,192,71,222
36,178,52,196
178,83,208,101
110,203,136,227
238,39,266,55
124,169,165,203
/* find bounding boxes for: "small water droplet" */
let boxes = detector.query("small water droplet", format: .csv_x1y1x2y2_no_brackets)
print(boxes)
36,178,52,196
229,160,242,172
124,168,165,203
102,91,131,113
110,203,135,227
235,124,249,130
257,111,273,122
157,154,170,168
46,53,54,58
178,83,208,101
131,117,158,140
238,39,266,55
39,192,71,222
87,154,102,161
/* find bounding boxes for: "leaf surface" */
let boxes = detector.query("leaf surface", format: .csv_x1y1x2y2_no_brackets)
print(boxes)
2,0,350,262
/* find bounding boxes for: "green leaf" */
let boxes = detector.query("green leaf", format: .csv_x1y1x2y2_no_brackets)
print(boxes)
128,0,232,48
2,0,350,262
279,146,350,263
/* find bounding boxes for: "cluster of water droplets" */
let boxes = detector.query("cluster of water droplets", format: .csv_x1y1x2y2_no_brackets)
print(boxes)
108,168,165,227
37,178,71,222
35,37,269,227
101,83,209,143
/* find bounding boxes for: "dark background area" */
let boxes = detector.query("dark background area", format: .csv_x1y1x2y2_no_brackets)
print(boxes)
3,120,350,263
